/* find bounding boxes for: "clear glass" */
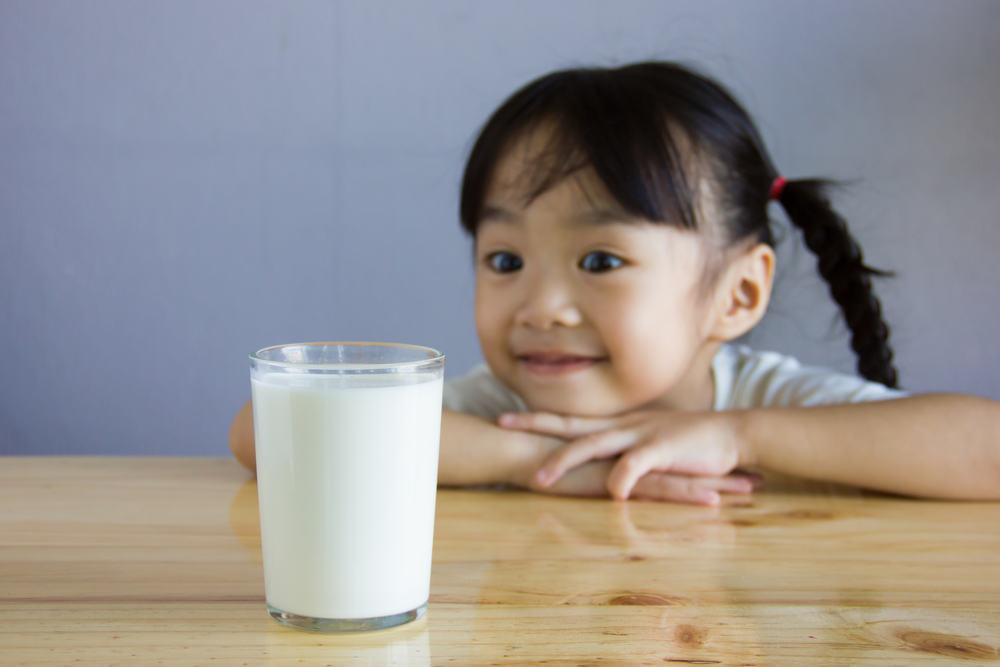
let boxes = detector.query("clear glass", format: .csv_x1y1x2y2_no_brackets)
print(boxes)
249,342,445,632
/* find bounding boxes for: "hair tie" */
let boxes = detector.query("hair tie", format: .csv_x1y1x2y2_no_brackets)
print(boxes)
769,176,788,202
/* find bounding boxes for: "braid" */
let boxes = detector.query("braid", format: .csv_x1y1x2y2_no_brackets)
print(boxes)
775,179,899,388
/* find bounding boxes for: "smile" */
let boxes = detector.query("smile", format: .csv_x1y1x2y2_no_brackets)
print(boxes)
516,353,606,376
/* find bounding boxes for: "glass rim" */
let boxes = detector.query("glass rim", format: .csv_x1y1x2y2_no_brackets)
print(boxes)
250,341,445,372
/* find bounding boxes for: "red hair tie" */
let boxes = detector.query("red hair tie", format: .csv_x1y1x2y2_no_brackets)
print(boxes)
769,176,788,202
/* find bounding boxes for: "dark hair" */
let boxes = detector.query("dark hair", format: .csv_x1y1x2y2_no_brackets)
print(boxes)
459,61,897,388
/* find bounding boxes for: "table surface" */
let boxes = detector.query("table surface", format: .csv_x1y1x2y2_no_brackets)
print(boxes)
1,457,998,665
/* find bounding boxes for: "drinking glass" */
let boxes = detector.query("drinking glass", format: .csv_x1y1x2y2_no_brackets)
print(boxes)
249,342,444,632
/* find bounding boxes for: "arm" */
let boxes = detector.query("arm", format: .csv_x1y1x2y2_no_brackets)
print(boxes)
441,409,758,501
741,393,1000,500
439,408,539,487
514,393,1000,500
229,400,759,500
441,409,625,495
227,402,559,483
228,404,551,484
229,399,256,472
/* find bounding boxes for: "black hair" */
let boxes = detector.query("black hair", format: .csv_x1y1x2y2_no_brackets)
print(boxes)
459,61,898,388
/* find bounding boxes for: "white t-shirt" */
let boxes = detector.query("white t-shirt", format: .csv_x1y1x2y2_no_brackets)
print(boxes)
443,344,905,420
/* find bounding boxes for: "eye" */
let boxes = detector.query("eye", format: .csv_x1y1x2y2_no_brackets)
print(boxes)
579,251,624,273
486,251,523,273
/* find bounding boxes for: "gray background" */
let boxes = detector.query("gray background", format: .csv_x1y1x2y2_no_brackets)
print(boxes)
2,1,998,456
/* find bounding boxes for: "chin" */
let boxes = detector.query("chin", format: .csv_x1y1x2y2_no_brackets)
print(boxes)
522,392,621,417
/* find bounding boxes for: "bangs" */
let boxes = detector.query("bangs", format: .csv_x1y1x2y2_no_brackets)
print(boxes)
460,66,704,235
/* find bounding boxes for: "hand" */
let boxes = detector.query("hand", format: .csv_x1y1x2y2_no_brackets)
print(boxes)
499,409,754,502
514,452,756,505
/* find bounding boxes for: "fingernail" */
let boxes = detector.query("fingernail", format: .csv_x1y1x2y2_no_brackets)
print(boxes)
702,491,721,506
534,469,552,487
498,413,514,427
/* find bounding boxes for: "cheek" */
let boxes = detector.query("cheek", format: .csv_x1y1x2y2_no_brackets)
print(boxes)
591,290,663,352
594,290,695,381
474,283,507,351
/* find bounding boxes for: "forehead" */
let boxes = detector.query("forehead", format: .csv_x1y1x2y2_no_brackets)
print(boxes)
484,132,626,219
484,123,595,201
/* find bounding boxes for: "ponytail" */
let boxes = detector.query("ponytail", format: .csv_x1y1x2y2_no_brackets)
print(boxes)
774,179,899,388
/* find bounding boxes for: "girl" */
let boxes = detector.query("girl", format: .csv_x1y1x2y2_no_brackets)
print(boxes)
230,61,1000,504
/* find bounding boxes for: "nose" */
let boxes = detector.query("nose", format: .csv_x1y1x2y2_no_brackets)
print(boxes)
514,269,583,330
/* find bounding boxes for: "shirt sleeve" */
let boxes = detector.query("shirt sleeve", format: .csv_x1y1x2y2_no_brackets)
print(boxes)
443,365,527,420
713,344,908,410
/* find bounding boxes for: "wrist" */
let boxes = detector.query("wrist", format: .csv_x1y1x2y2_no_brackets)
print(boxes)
729,409,761,468
503,430,559,489
439,410,541,487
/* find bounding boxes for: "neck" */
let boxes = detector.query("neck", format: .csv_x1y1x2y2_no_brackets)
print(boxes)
651,341,720,412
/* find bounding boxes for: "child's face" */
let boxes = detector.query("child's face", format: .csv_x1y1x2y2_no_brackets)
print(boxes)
473,145,723,417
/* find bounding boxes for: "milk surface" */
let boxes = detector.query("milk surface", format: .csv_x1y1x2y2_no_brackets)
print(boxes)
251,372,442,619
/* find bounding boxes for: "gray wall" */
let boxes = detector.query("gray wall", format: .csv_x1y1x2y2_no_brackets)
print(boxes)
2,1,998,456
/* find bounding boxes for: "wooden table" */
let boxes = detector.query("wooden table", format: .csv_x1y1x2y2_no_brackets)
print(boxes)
1,457,998,664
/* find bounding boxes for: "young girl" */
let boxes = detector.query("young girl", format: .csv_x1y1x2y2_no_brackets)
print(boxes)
230,61,1000,504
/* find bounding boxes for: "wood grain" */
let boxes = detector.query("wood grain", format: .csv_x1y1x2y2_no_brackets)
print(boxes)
1,457,998,664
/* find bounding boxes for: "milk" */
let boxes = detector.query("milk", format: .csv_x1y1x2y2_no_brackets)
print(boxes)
251,372,442,620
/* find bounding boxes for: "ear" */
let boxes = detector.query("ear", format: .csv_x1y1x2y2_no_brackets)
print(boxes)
706,243,775,342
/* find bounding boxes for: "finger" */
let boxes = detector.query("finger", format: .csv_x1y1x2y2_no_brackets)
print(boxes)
627,472,757,504
710,474,757,495
628,474,722,506
629,473,756,504
497,411,616,438
534,429,638,488
736,470,767,489
606,447,674,501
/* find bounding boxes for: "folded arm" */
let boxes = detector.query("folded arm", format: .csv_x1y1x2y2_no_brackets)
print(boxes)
516,393,1000,500
440,409,758,502
229,402,760,502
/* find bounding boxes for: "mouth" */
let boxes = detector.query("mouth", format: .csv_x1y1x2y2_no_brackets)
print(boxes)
516,352,607,376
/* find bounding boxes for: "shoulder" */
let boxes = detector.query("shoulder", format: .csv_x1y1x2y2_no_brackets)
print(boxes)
712,344,907,410
443,364,526,420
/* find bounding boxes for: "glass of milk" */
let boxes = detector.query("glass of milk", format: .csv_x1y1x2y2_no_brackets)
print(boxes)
249,342,444,632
